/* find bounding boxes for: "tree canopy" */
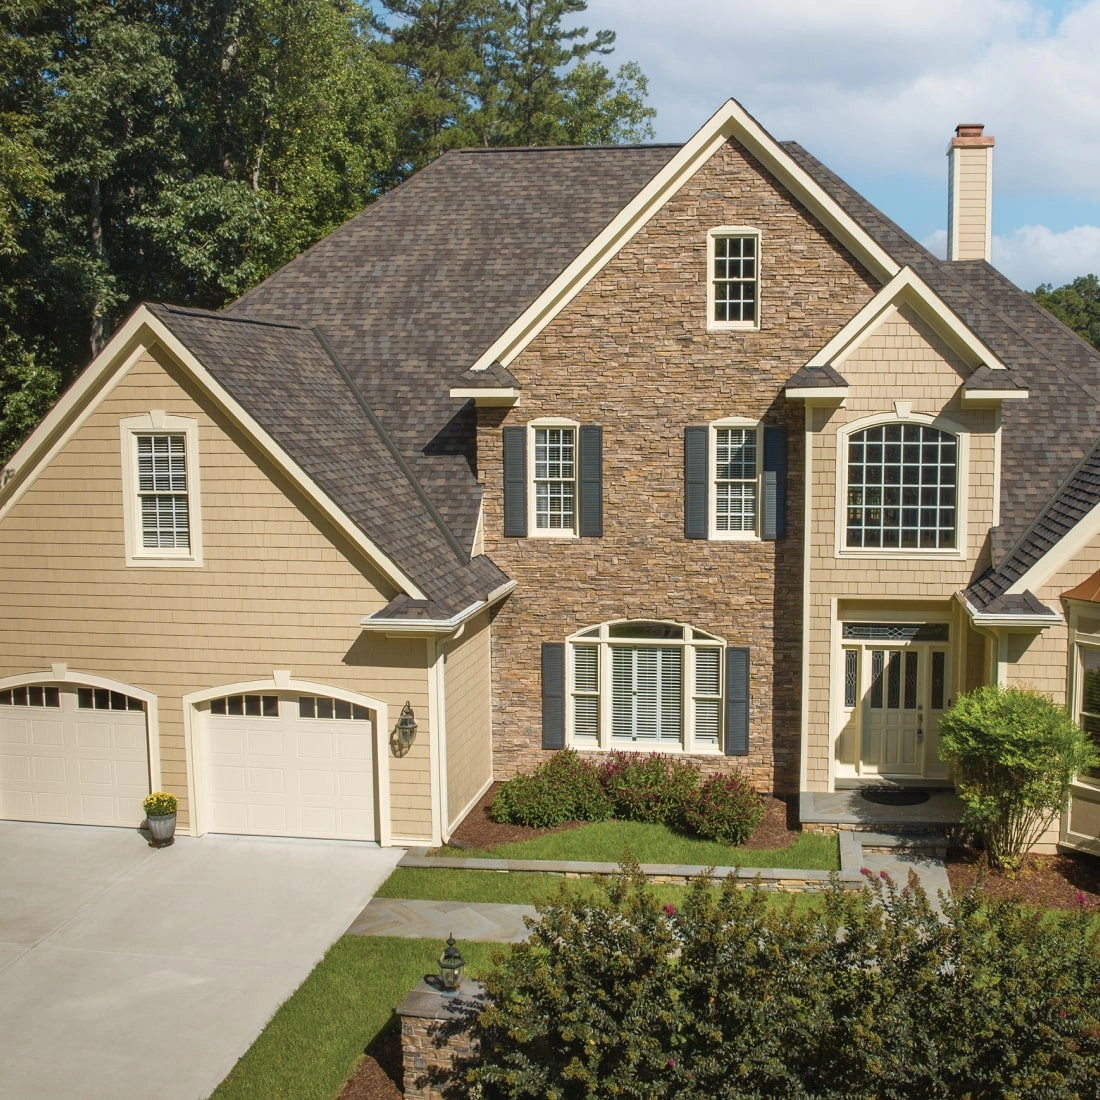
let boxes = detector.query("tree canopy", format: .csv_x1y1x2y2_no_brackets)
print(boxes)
0,0,653,462
1031,273,1100,350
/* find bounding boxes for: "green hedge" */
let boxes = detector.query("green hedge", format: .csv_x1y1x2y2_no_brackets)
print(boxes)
470,867,1100,1098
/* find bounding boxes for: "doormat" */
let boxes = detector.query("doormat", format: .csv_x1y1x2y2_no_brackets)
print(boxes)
860,788,931,807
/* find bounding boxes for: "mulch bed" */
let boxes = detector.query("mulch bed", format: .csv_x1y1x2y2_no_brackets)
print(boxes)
944,846,1100,911
337,785,799,1097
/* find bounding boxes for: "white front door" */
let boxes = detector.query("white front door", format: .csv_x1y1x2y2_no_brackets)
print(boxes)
0,684,150,826
840,625,951,780
204,691,377,841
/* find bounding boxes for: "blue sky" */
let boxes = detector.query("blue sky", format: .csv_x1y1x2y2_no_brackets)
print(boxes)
583,0,1100,290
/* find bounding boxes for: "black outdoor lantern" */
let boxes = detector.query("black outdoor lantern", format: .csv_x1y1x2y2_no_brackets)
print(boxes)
439,933,465,993
392,700,418,756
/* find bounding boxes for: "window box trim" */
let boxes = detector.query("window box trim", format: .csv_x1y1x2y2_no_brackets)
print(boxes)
120,412,203,567
706,226,761,332
709,417,762,542
527,417,581,538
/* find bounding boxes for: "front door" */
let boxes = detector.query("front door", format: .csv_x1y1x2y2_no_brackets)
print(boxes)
840,623,951,780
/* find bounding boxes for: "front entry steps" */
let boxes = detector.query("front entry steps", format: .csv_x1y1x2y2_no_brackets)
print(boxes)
800,788,966,857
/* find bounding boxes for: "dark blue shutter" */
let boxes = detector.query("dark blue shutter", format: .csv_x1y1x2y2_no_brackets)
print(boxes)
502,426,527,537
578,425,603,537
725,647,750,756
542,643,566,750
684,426,708,539
762,426,787,540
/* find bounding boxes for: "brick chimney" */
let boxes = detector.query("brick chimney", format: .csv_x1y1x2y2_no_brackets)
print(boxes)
947,123,994,262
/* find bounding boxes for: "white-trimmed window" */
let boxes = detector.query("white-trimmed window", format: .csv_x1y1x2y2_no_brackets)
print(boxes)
1076,639,1100,782
712,419,760,537
530,419,577,535
707,227,760,330
120,413,203,566
567,621,725,752
844,422,958,550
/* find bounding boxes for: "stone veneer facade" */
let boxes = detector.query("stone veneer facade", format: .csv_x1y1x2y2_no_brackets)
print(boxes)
478,138,879,792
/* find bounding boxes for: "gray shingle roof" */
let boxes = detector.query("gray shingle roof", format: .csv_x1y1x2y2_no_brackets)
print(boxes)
786,364,848,389
225,144,679,551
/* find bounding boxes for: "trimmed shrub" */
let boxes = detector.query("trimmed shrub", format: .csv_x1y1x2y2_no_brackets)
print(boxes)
678,771,765,845
597,751,700,825
470,865,1100,1099
939,684,1099,869
488,749,611,828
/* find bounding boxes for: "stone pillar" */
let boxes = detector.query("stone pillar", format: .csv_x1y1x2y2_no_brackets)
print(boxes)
396,978,489,1099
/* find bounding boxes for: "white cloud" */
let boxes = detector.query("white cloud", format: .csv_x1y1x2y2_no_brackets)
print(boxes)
991,224,1100,289
587,0,1100,200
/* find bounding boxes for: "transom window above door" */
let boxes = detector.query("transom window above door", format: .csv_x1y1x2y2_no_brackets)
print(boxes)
845,422,958,550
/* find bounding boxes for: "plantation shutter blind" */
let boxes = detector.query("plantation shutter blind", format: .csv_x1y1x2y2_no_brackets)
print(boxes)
725,646,750,756
502,426,527,537
684,426,708,538
541,643,566,749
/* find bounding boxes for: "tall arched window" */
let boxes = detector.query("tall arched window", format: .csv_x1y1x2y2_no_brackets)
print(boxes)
845,423,957,549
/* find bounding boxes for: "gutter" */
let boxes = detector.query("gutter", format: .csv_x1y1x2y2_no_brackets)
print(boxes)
358,580,517,636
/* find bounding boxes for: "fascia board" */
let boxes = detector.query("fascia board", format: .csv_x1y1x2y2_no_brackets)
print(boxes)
806,268,1008,373
448,387,520,406
1006,495,1100,598
470,98,901,373
960,389,1028,405
0,304,425,601
784,387,848,403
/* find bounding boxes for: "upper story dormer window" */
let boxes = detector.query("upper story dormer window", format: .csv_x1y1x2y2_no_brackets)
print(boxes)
845,422,957,550
707,228,760,331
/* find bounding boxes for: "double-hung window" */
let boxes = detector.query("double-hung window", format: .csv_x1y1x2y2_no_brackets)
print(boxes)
714,422,759,535
120,413,203,566
534,425,576,532
501,419,603,538
708,228,761,330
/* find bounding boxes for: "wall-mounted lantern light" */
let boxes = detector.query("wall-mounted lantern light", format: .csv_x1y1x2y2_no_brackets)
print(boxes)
391,700,417,757
439,933,465,993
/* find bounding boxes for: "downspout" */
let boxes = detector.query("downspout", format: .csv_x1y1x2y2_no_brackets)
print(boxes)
427,637,449,846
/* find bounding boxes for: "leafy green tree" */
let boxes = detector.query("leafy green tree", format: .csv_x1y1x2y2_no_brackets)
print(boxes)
1032,274,1100,349
939,684,1098,869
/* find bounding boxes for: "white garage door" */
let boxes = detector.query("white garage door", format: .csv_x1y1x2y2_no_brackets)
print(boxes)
0,684,150,827
205,692,377,841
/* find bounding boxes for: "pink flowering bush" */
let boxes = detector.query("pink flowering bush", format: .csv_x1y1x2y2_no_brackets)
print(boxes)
678,772,765,845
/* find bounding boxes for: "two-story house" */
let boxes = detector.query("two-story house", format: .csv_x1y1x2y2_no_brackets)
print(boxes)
3,99,1100,853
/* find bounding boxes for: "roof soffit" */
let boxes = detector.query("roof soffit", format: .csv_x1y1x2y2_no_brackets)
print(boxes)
471,97,902,373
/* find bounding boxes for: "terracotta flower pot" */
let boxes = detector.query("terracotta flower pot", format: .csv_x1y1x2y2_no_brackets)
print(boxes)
146,812,177,848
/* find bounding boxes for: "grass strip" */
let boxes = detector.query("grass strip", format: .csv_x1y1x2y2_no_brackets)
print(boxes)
435,820,839,870
377,865,827,911
210,936,501,1100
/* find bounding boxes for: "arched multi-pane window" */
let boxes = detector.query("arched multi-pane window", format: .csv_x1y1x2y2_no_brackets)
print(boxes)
845,423,958,549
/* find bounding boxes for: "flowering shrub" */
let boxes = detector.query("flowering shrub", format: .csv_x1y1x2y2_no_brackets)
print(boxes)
470,864,1100,1098
597,752,700,825
489,750,611,828
142,791,178,817
678,771,765,845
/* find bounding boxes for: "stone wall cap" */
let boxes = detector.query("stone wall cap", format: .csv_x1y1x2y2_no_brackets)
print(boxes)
397,978,490,1021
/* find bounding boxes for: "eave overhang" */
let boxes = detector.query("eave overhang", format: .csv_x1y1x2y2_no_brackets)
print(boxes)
358,580,517,637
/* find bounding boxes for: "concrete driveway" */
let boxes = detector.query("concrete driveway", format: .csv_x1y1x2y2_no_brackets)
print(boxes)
0,821,403,1100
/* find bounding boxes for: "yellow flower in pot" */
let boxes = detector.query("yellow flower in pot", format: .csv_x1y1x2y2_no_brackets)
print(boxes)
142,791,178,848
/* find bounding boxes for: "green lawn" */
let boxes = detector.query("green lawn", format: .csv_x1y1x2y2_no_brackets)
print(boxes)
210,936,502,1100
435,819,839,869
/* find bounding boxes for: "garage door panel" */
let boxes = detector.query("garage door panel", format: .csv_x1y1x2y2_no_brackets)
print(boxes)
76,723,112,750
78,758,114,785
205,694,376,841
0,753,32,780
0,719,31,747
34,756,68,783
32,721,64,748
